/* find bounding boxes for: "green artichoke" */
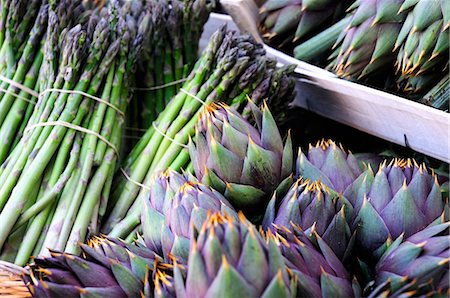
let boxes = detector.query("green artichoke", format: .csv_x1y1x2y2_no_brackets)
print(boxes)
189,103,293,213
263,178,355,260
142,170,238,261
394,0,450,94
329,0,406,79
343,159,448,258
25,237,173,297
259,0,350,47
174,212,297,298
374,222,449,293
296,139,362,193
268,223,360,297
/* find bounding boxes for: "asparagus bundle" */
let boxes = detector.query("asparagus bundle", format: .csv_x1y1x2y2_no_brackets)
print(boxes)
0,0,149,265
0,0,83,165
102,26,296,239
130,0,213,132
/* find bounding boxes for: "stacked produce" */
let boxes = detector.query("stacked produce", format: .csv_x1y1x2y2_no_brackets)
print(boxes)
0,1,446,297
130,0,214,130
259,0,449,108
102,25,296,237
23,100,449,297
296,139,362,193
0,0,149,265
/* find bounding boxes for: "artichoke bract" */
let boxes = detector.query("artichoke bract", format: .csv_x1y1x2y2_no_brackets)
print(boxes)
263,178,355,260
296,140,362,193
189,103,294,213
343,159,448,258
25,237,173,298
268,224,359,297
141,171,238,261
375,222,449,293
174,212,297,298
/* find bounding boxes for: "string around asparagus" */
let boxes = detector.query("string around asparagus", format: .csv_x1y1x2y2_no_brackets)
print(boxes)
132,78,187,91
152,122,189,149
39,88,125,118
0,74,40,98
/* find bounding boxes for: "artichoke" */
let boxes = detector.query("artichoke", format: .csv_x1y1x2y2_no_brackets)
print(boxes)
259,0,350,47
267,224,360,297
25,237,173,297
142,170,238,261
329,0,407,79
174,212,297,298
189,103,293,214
374,222,449,293
263,178,355,260
296,139,362,193
343,159,448,258
394,0,450,94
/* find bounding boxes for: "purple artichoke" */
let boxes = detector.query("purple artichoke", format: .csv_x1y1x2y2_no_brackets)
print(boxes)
296,139,362,193
25,237,171,298
173,212,297,297
375,222,449,293
142,170,238,261
189,103,294,213
343,159,448,257
268,224,360,297
263,178,355,260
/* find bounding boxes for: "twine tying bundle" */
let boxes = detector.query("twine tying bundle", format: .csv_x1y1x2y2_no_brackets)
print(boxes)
0,76,207,191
